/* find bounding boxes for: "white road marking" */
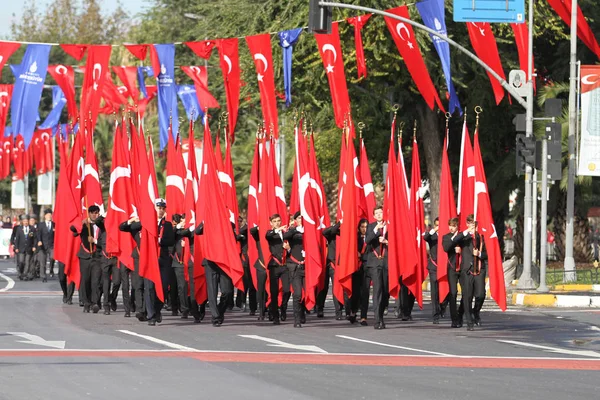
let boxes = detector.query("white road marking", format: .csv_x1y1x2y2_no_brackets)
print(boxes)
498,339,600,358
118,330,198,351
336,335,453,357
7,332,66,349
238,334,328,354
0,272,15,292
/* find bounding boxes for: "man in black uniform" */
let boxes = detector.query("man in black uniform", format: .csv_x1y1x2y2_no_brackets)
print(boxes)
449,214,487,331
318,221,343,320
172,214,192,319
249,225,269,320
28,216,41,279
354,218,368,325
97,220,120,316
442,217,463,328
71,206,104,313
37,209,55,282
13,215,36,281
265,214,291,325
236,216,257,315
424,217,443,323
283,212,306,328
119,215,145,320
363,206,388,330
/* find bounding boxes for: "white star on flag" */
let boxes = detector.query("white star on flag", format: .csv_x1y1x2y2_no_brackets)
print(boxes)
326,64,334,73
257,73,264,82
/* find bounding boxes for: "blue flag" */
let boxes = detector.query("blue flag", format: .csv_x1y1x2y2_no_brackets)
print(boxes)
39,87,66,130
416,0,462,115
278,28,303,107
177,85,204,122
4,126,12,138
154,44,178,150
10,44,51,148
138,66,154,98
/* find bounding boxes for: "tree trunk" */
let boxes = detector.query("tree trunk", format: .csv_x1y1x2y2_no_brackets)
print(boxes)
416,102,442,222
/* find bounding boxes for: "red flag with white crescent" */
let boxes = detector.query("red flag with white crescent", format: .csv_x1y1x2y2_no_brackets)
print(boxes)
546,0,600,59
457,120,475,230
409,137,426,307
185,40,216,60
246,34,279,138
166,133,187,217
48,65,78,121
79,45,112,140
181,65,220,109
81,132,104,216
112,66,141,102
384,6,445,112
359,138,376,222
217,38,241,142
0,41,20,78
247,138,261,290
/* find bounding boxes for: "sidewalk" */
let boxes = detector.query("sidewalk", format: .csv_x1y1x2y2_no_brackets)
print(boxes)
509,284,600,307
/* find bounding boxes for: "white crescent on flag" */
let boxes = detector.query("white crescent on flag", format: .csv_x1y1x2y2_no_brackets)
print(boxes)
224,55,233,74
396,23,410,41
321,44,337,63
55,65,68,75
253,53,268,72
166,174,186,196
299,172,324,226
109,166,131,213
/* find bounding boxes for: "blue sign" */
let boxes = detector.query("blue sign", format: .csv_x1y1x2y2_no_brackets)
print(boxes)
453,0,525,23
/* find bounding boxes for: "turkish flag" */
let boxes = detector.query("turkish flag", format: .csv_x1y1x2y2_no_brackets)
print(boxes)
269,138,289,225
346,14,372,79
359,138,376,222
217,38,241,142
334,134,358,303
510,23,536,92
257,136,277,263
0,84,12,133
60,44,88,61
0,41,20,78
466,22,507,105
100,74,129,114
295,128,325,310
138,85,157,119
409,137,427,307
308,134,329,291
197,119,244,290
48,65,78,121
124,44,148,61
181,66,220,109
147,135,159,202
54,134,81,288
79,45,112,139
105,120,135,270
436,135,457,303
246,34,279,138
30,130,42,174
473,127,507,311
12,135,25,181
81,134,104,216
214,129,238,227
457,120,475,230
246,138,262,291
384,6,445,112
315,23,353,133
546,0,600,59
185,40,216,59
166,133,187,217
384,125,417,299
0,136,12,179
113,66,140,102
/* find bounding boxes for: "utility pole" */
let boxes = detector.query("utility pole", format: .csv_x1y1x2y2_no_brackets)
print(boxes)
564,0,578,282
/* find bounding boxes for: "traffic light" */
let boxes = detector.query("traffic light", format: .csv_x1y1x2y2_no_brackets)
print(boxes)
516,134,536,176
309,0,332,34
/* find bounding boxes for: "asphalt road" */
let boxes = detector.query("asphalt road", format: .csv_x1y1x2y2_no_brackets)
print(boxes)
1,258,599,400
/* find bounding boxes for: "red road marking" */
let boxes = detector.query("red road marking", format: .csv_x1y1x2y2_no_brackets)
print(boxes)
0,350,599,370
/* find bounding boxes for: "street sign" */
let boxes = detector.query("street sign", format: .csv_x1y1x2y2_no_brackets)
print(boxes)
453,0,525,23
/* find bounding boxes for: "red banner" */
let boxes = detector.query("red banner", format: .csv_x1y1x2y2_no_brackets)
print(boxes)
346,14,372,79
546,0,600,59
79,45,112,139
0,41,21,78
185,40,216,59
217,38,241,142
48,65,78,122
181,65,220,109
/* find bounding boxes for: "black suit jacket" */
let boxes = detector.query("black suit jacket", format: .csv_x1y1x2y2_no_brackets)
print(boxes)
442,232,459,271
365,222,388,267
14,226,36,254
424,230,439,270
451,231,487,274
71,218,105,259
283,227,304,264
265,228,286,264
322,222,340,264
119,220,141,259
37,221,55,250
249,226,265,263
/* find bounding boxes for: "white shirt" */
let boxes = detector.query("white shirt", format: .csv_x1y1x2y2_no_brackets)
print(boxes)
24,227,29,235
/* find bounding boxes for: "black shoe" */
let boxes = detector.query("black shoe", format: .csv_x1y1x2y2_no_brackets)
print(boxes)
300,314,306,324
104,308,110,315
79,301,84,307
156,312,163,323
212,321,222,327
83,305,90,313
110,298,117,312
335,312,344,321
181,311,189,319
148,319,156,326
124,311,131,318
317,310,324,318
433,319,440,325
171,310,179,317
467,324,475,331
67,299,73,305
92,305,100,314
360,319,368,326
474,317,481,326
136,312,147,322
199,312,205,321
401,315,413,321
62,296,67,304
451,322,459,328
348,315,357,324
293,322,302,328
42,278,47,283
258,315,265,321
374,323,384,330
194,317,201,324
440,309,447,319
273,319,281,325
280,311,287,322
249,310,256,316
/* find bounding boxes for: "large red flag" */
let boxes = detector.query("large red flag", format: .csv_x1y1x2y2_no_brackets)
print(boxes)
185,40,216,60
79,45,112,138
65,132,85,286
257,135,277,264
334,133,358,303
457,120,475,230
384,6,445,112
473,126,507,311
437,134,457,303
359,138,376,222
112,66,140,102
198,120,244,289
217,38,241,142
546,0,600,59
166,133,187,217
245,34,279,138
47,65,78,121
147,136,159,202
181,65,220,109
60,44,87,61
247,138,261,290
269,138,288,225
0,41,20,78
410,137,427,307
105,120,135,270
0,84,12,135
346,14,372,79
0,136,11,180
314,22,353,131
466,23,508,105
82,132,104,215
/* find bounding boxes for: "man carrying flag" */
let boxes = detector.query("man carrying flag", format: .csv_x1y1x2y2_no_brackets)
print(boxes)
364,206,389,330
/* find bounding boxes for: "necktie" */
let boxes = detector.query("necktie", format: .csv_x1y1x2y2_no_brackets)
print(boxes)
25,227,28,235
47,222,51,231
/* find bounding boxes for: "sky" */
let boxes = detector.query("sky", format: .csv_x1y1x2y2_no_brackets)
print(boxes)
0,0,149,38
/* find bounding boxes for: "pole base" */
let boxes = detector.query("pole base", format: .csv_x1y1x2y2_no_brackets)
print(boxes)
517,277,536,290
563,256,577,283
536,283,550,293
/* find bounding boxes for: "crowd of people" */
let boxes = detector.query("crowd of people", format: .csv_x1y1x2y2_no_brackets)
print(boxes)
6,199,489,331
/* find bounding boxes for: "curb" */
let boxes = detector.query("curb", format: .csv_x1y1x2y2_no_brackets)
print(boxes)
511,292,600,307
551,284,600,292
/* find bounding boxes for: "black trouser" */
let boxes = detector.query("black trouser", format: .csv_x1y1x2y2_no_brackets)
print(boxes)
473,270,486,320
349,266,364,315
236,257,257,312
173,263,190,314
188,262,206,320
428,267,442,320
361,264,386,324
254,261,268,317
459,269,486,325
16,253,31,279
119,264,132,313
204,259,231,323
268,262,290,321
288,263,306,324
101,257,119,310
316,262,342,315
79,256,102,307
144,261,171,321
166,265,179,312
29,250,40,278
132,258,145,315
220,273,234,310
43,247,55,275
398,278,416,318
447,267,462,323
57,261,75,302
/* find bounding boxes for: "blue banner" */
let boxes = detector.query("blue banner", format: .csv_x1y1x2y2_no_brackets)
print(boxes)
278,28,303,107
416,0,462,115
39,87,66,129
177,85,204,122
10,44,51,149
138,66,154,98
154,44,178,150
